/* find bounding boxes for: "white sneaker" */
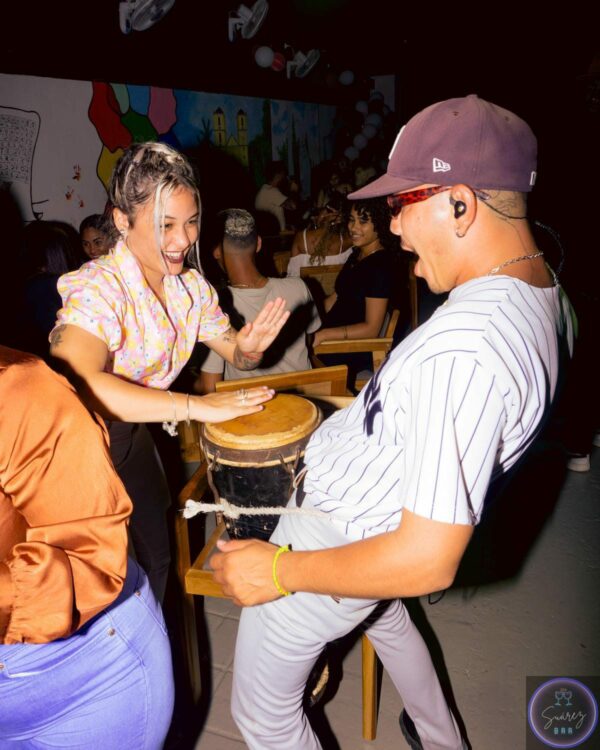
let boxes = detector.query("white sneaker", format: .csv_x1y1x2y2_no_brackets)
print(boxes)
567,453,591,472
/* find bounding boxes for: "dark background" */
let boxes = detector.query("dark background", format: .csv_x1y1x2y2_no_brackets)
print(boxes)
2,0,598,282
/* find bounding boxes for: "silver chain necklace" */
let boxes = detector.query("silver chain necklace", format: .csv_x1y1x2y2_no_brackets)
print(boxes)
488,251,544,276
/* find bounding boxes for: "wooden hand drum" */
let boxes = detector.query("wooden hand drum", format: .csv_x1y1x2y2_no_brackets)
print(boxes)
201,394,322,541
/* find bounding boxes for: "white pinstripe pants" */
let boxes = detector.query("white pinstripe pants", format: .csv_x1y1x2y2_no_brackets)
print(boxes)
231,499,464,750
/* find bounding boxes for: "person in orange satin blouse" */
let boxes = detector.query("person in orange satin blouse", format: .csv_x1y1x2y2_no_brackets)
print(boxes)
0,346,174,748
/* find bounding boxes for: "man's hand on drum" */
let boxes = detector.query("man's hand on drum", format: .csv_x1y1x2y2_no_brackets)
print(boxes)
210,539,283,606
236,297,289,354
192,387,275,423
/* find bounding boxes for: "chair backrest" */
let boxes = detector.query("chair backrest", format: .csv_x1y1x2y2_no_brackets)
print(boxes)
300,263,342,298
215,364,349,397
379,307,400,338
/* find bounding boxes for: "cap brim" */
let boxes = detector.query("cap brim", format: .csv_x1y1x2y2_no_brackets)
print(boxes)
348,172,425,200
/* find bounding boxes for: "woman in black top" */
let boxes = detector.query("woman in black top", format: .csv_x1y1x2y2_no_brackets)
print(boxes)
313,197,404,390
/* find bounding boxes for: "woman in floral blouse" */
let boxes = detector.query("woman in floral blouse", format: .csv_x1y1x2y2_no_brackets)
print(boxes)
50,142,288,601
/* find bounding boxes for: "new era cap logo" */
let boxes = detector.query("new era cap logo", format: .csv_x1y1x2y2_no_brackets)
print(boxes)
433,158,451,173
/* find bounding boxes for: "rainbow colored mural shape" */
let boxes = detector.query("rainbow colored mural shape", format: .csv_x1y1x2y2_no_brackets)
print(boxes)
89,82,179,189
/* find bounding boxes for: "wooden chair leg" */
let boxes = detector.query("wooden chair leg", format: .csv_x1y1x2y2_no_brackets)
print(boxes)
362,633,379,740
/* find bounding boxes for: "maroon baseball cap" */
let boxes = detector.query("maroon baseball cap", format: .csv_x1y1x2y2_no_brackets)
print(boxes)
349,94,537,199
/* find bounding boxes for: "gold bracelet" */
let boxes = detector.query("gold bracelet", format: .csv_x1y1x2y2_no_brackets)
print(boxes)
272,544,293,597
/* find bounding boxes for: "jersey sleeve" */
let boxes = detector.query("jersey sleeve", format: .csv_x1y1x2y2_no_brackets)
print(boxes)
399,354,506,525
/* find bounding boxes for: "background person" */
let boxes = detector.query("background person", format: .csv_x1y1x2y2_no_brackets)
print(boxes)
254,160,298,232
50,142,287,602
0,346,174,749
18,220,83,361
287,195,354,277
313,197,404,391
79,213,111,259
197,209,320,392
210,95,574,750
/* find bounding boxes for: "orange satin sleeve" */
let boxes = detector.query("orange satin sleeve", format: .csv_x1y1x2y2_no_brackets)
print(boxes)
0,348,133,644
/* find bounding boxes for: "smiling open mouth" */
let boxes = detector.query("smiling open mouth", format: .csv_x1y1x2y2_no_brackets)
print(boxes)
162,252,185,264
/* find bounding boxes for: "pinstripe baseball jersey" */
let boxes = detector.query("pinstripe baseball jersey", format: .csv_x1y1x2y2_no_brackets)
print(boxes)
302,275,574,541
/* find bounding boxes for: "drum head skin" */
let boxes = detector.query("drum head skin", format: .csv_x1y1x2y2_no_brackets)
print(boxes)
204,394,320,450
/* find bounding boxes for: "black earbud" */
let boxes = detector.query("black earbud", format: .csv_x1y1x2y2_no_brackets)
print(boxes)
454,201,466,219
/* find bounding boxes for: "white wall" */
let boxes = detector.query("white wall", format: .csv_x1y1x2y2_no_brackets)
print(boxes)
0,74,109,226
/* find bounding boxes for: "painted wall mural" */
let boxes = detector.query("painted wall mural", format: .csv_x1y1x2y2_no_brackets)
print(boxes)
0,73,337,228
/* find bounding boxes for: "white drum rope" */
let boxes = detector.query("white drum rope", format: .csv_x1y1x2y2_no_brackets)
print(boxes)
182,496,329,521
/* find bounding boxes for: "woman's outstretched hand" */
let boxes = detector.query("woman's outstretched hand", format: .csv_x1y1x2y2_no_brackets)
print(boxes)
191,387,275,423
236,298,289,354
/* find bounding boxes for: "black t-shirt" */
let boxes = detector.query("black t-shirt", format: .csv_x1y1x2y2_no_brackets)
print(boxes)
323,247,396,328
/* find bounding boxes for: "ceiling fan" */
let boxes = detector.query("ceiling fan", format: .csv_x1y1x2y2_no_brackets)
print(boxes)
286,49,321,79
119,0,176,34
228,0,269,42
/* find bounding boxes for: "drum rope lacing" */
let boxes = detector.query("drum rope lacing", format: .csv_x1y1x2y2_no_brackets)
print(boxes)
181,496,329,521
181,466,329,521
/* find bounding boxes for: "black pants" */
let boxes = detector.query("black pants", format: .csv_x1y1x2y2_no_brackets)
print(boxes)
107,421,171,603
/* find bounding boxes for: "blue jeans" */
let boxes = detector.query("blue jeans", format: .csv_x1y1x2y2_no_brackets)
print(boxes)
0,560,174,749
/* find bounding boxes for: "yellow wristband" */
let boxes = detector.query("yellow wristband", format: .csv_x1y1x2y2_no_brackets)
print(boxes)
272,544,293,597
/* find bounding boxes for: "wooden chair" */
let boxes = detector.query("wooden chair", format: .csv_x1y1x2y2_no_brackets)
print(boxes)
178,419,202,464
300,262,343,298
313,308,400,391
173,366,383,740
215,363,350,397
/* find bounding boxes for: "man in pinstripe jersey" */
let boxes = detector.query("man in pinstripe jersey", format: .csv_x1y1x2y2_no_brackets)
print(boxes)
212,95,574,750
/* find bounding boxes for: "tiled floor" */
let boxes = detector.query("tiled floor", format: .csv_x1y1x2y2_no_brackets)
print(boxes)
191,446,600,749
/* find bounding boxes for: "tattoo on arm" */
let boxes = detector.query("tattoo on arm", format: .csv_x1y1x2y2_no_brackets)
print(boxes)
49,325,66,350
233,346,263,371
222,327,237,345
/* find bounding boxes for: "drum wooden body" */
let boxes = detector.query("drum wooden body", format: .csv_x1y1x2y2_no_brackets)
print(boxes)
202,394,321,540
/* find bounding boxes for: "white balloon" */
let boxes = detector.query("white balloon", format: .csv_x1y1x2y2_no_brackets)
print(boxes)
338,70,355,85
365,113,383,128
362,124,377,140
344,146,360,161
355,100,369,115
353,134,368,150
255,46,274,68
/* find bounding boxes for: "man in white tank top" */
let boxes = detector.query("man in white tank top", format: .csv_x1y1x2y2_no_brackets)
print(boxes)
211,96,574,750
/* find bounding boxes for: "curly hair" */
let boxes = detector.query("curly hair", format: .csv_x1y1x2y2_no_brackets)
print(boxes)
344,196,397,252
